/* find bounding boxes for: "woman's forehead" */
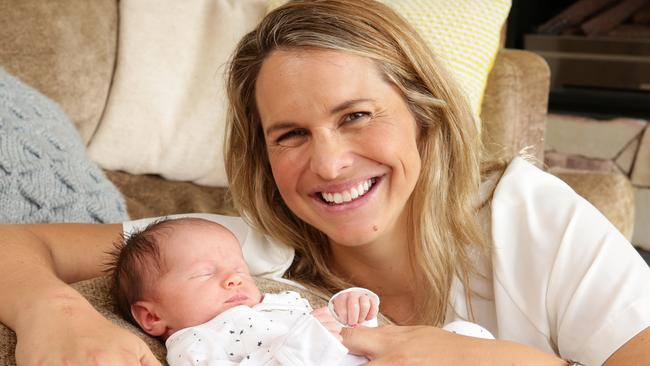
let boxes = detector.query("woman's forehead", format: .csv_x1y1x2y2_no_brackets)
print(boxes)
255,49,391,123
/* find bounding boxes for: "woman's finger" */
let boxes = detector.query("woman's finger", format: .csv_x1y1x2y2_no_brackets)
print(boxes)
341,325,386,357
140,345,164,366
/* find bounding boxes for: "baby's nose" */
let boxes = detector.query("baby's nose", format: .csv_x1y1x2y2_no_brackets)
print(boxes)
225,274,243,288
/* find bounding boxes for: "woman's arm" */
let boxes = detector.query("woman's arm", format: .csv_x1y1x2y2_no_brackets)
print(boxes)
0,223,161,365
342,325,567,365
604,327,650,366
0,223,120,328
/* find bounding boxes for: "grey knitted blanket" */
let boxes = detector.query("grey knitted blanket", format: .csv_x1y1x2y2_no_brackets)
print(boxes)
0,69,128,223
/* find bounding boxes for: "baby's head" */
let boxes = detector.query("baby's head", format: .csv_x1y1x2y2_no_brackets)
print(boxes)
108,218,262,338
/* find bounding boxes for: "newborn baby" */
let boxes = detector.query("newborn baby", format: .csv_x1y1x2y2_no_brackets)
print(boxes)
109,218,379,366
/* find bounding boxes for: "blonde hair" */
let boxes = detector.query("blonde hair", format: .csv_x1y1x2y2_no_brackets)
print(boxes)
225,0,502,325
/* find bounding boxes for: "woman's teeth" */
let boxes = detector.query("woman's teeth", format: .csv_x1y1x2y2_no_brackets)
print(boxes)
321,178,375,204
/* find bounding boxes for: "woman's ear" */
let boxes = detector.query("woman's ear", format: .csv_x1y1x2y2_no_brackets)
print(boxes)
131,301,167,337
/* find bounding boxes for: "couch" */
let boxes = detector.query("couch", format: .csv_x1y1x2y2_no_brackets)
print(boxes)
0,0,635,364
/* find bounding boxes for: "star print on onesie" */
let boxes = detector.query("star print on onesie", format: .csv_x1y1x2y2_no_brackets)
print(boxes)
165,290,369,366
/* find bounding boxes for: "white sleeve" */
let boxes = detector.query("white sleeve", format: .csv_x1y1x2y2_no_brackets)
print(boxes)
121,213,294,279
442,320,494,339
328,287,380,327
491,158,650,366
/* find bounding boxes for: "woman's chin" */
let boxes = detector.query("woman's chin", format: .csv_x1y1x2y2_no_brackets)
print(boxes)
325,226,383,249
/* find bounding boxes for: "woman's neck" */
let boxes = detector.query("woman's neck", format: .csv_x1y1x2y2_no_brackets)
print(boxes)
328,213,421,322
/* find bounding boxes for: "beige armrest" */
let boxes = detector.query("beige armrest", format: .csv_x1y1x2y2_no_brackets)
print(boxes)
481,49,551,165
552,169,635,240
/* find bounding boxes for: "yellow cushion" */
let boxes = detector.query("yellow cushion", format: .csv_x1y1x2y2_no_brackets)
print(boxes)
267,0,511,118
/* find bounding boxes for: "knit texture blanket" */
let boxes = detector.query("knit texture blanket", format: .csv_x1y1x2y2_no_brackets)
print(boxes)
0,69,128,223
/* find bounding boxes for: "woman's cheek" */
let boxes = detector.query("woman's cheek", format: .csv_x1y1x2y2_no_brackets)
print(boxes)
268,149,302,196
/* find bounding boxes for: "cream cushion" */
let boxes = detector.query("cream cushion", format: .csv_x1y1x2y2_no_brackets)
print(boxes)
87,0,267,187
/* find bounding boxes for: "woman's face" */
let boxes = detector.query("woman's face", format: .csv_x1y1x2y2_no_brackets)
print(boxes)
255,49,422,247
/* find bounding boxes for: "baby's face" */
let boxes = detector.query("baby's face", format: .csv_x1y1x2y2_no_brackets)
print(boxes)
152,223,262,334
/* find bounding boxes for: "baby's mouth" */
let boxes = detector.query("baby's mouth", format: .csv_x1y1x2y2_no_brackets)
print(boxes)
225,293,248,303
319,177,378,205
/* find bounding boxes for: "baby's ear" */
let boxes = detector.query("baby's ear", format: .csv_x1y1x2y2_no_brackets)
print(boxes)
131,301,167,337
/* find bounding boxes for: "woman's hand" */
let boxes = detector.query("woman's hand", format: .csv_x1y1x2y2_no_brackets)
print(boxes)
14,296,162,366
341,325,567,365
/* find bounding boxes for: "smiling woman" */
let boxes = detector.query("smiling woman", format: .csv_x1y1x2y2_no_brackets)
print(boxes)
224,0,650,365
226,1,485,328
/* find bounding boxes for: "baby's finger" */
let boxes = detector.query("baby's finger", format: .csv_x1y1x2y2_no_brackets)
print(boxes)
333,295,349,325
357,294,371,323
346,293,361,326
366,296,379,321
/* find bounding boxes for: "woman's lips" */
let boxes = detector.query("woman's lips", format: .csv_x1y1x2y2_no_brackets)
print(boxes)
314,175,383,211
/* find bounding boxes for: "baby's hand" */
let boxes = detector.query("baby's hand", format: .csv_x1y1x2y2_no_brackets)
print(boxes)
311,307,343,341
332,290,379,327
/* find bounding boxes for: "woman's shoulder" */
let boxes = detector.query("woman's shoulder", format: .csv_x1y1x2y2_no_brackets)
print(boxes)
489,156,610,253
489,159,650,366
493,157,576,205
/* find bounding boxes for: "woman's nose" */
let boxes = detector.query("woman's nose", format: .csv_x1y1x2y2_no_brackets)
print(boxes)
309,132,352,180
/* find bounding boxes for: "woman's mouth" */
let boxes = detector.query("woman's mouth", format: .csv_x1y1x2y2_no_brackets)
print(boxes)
319,177,378,205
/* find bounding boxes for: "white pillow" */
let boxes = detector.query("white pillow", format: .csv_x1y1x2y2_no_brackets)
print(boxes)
87,0,267,187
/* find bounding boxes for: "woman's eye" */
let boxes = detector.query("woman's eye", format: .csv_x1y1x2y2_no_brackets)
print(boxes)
344,111,370,123
276,129,308,146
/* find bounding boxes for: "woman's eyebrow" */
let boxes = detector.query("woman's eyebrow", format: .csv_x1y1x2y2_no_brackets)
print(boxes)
265,121,298,137
329,98,375,114
264,98,375,136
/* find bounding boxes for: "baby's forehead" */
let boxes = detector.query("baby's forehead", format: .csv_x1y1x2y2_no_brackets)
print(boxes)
157,219,236,242
159,220,243,259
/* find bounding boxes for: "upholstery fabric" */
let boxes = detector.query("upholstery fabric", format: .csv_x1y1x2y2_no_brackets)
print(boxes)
481,50,550,165
105,170,236,220
0,69,128,224
551,168,635,240
0,0,117,144
87,0,267,187
268,0,512,118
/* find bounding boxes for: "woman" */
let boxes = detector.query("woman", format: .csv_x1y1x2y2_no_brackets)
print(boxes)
1,1,648,365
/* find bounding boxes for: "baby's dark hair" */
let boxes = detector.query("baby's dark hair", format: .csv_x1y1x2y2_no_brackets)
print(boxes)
106,217,212,325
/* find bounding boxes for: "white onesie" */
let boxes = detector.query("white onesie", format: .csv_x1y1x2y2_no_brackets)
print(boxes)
166,290,371,366
165,288,492,365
